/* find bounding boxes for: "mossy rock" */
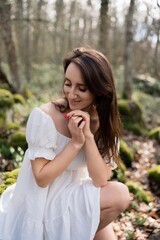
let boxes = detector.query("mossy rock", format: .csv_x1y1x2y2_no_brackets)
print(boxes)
0,184,7,195
2,168,20,181
125,122,147,136
148,165,160,183
8,131,27,151
0,168,20,195
116,169,127,183
126,181,153,203
0,88,14,109
117,99,131,116
0,111,6,126
113,161,127,182
5,177,17,185
118,99,146,135
6,122,20,131
148,127,160,142
120,140,134,167
13,93,26,105
23,87,33,99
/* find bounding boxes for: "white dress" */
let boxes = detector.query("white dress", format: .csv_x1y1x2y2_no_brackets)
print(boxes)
0,107,101,240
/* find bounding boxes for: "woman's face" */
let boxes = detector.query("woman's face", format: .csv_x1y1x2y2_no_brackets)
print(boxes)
63,62,95,111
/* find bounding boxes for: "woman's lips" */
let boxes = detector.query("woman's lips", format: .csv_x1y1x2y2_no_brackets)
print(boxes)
69,100,80,105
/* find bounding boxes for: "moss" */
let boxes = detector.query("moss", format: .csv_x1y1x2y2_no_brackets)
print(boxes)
148,165,160,183
0,88,14,109
2,168,20,181
126,181,152,203
118,99,131,116
0,184,7,195
13,93,26,105
0,111,5,126
23,87,33,99
5,177,17,185
116,169,127,183
0,168,20,195
148,127,160,142
8,131,27,151
119,161,127,172
6,122,20,131
125,122,147,136
118,99,146,135
112,162,127,183
120,140,134,167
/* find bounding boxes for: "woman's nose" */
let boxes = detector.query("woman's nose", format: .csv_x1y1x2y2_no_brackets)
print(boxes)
68,89,77,99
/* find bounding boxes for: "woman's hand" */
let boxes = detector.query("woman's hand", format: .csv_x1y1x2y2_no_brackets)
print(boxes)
65,111,87,147
65,110,93,140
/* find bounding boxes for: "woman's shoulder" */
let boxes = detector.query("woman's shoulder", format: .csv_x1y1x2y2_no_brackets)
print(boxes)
39,102,57,118
39,101,70,138
40,98,68,116
39,101,66,129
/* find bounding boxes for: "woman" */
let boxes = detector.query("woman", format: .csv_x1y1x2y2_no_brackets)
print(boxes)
0,47,131,240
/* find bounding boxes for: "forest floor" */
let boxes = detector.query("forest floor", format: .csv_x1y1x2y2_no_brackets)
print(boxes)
113,132,160,240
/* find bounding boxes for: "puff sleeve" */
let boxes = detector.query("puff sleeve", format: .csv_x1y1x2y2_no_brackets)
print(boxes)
26,107,58,161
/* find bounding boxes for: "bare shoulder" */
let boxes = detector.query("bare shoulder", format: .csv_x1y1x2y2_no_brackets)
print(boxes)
40,102,63,125
39,100,70,137
40,102,58,119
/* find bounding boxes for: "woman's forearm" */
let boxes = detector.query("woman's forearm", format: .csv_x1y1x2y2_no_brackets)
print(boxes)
84,134,112,187
31,140,83,188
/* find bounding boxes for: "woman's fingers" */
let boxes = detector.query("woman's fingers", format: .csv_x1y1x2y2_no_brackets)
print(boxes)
71,116,86,128
78,119,86,129
64,111,88,122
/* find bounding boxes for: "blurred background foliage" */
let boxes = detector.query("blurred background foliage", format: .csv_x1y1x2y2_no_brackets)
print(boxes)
0,0,159,169
0,2,160,237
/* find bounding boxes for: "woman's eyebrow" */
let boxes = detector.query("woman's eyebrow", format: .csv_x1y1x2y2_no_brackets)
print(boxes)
64,78,87,86
64,77,70,81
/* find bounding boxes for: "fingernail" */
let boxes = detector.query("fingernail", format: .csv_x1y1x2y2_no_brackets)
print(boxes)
83,117,86,121
64,114,68,118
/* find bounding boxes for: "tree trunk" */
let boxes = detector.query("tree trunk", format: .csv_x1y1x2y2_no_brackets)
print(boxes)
123,0,135,99
53,0,64,63
99,0,110,55
32,0,45,63
0,0,21,92
15,0,24,64
154,24,160,77
24,0,31,82
153,2,160,77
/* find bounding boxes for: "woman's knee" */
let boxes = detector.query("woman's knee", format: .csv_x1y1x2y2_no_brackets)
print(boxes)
114,182,131,211
100,181,131,212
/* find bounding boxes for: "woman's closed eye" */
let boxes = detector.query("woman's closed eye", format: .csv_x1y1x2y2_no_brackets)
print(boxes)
64,82,87,92
79,87,87,92
64,82,71,87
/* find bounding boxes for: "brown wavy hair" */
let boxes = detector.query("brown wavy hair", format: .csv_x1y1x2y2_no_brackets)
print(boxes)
56,47,122,165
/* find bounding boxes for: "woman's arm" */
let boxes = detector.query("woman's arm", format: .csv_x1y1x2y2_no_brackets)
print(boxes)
84,133,112,187
67,110,112,187
31,140,83,188
31,114,86,188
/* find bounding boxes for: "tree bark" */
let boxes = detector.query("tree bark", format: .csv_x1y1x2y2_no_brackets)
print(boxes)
0,0,21,92
123,0,135,99
32,0,45,63
15,0,24,63
53,0,65,63
24,0,31,82
153,2,160,77
99,0,110,55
